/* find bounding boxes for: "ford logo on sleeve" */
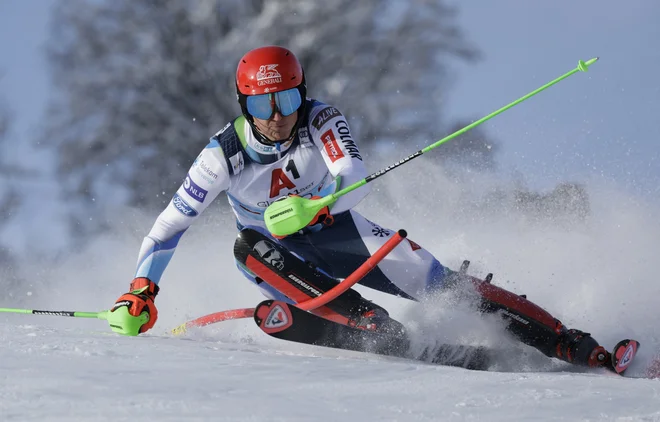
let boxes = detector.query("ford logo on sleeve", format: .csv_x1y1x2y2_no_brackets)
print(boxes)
172,193,198,217
183,174,208,203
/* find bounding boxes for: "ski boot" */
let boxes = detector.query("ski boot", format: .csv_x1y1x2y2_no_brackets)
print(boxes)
347,302,406,336
557,334,641,375
554,328,610,368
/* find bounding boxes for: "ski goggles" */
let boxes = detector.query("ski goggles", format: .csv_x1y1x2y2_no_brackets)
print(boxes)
246,87,302,120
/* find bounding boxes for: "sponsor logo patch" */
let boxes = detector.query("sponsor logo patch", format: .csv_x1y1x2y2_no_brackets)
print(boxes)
256,64,282,86
366,220,391,238
253,240,285,270
321,130,344,163
229,152,244,175
298,126,313,148
251,140,277,153
183,174,208,203
265,304,288,328
500,309,529,325
214,122,231,137
288,273,323,297
335,120,362,161
193,158,219,184
172,193,198,217
371,226,391,237
312,106,341,130
618,344,635,369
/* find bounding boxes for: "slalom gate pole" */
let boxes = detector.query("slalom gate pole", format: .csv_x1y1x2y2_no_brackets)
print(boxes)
171,308,256,335
296,229,407,311
171,230,408,334
264,58,600,237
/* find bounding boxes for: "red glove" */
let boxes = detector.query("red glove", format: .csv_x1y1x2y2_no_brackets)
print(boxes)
111,277,159,334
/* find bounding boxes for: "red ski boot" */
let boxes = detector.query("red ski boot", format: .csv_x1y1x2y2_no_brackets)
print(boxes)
555,328,610,368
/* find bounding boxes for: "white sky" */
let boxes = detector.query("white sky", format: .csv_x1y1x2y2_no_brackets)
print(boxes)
447,1,660,192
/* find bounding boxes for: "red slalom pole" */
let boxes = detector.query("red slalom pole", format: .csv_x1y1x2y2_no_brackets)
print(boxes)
171,308,255,335
172,230,407,334
297,229,407,311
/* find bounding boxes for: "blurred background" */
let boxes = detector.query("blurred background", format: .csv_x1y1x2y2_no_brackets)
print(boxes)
0,0,659,329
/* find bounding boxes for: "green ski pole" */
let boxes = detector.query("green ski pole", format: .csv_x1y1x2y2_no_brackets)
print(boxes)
0,307,103,318
0,306,149,336
264,58,599,237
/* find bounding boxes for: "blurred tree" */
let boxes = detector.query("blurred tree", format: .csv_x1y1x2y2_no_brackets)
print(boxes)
0,97,19,226
0,95,22,289
44,0,481,237
0,105,7,143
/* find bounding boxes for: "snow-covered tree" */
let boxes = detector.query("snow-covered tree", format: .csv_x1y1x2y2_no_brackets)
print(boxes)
0,108,7,142
0,97,21,287
45,0,480,220
0,99,18,224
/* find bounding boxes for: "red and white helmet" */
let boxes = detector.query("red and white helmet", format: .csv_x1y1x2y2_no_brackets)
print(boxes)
236,46,307,121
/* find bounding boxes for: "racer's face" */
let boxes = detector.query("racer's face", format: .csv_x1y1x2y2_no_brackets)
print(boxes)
252,110,298,142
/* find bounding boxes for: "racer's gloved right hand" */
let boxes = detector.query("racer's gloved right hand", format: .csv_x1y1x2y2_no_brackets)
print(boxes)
307,195,334,227
271,195,334,240
111,277,159,334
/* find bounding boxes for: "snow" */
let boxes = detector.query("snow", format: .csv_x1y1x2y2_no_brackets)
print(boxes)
4,165,660,421
2,320,660,421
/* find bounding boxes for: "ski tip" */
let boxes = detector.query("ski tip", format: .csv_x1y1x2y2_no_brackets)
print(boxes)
611,339,640,376
254,300,293,334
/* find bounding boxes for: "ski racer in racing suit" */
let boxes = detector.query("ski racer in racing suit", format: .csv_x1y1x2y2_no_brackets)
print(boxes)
111,46,612,369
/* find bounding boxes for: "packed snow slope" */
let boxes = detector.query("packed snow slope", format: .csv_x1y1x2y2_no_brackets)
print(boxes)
3,161,660,421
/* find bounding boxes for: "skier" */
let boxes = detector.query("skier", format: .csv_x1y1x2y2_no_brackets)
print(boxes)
112,45,612,369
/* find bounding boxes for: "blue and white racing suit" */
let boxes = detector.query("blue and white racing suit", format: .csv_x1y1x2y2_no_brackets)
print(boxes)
133,99,447,301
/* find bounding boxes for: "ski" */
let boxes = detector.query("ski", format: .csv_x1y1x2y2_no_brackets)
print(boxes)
253,300,494,370
608,339,640,376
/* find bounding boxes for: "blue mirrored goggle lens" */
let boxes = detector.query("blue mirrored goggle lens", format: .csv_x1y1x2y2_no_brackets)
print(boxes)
275,88,302,117
246,88,302,120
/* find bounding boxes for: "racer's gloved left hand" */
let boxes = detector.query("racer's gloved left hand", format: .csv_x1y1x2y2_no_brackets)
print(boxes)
111,277,159,334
